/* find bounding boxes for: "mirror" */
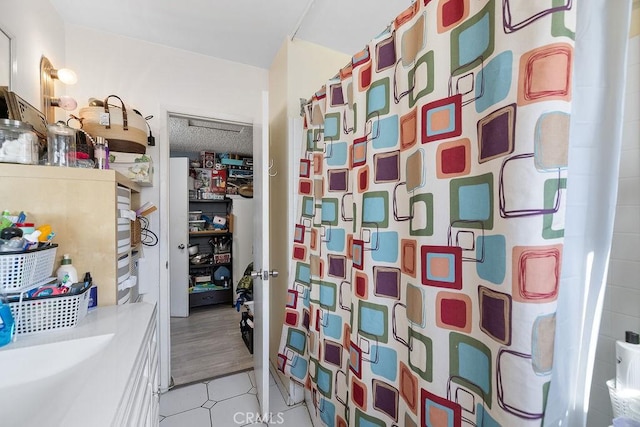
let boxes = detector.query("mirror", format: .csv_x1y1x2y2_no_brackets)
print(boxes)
0,27,13,89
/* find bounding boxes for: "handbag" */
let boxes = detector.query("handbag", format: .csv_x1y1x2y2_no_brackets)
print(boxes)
78,95,147,154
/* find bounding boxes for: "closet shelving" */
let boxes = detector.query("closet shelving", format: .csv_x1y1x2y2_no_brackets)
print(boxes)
188,198,233,307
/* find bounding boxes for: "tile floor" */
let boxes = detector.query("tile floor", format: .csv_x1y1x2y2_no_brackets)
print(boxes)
159,370,313,427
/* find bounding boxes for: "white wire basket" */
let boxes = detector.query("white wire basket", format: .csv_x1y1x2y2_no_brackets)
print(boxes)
8,285,91,335
608,379,640,420
0,244,58,293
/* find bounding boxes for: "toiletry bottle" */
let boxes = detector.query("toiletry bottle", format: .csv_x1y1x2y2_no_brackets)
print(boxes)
616,330,640,390
94,136,106,169
104,140,110,169
0,298,15,347
56,254,78,287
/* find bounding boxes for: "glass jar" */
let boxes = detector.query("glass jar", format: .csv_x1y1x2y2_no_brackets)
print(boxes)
47,122,77,167
0,119,39,165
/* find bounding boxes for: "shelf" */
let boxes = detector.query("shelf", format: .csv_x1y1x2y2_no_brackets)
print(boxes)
189,285,230,294
189,230,230,236
189,262,232,269
189,198,230,203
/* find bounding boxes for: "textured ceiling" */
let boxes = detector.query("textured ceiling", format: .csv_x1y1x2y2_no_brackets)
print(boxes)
168,115,253,157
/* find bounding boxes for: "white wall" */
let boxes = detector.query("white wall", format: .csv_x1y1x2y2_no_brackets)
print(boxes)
0,0,66,109
587,20,640,427
63,24,269,304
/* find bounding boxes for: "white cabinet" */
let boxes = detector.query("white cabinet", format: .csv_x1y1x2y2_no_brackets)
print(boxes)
114,305,159,426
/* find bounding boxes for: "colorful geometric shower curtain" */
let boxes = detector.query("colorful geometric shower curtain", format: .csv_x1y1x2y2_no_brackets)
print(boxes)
278,1,576,425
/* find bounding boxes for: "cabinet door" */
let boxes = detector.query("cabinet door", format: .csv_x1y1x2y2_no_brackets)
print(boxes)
169,158,189,317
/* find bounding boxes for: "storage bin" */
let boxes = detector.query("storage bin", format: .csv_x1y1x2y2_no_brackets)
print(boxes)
9,284,91,335
0,244,58,293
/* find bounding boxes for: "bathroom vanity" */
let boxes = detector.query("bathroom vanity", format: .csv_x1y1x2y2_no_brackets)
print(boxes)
0,302,158,426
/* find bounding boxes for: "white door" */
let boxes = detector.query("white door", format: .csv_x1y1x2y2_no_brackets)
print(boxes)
253,91,271,417
169,157,189,317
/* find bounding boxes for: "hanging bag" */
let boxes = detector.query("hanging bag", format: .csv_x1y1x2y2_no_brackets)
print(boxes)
78,95,147,154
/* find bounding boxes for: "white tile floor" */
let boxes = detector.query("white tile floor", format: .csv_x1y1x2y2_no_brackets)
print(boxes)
159,370,313,427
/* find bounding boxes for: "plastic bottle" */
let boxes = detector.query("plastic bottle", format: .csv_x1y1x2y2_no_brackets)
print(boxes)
616,331,640,391
56,254,78,287
94,136,106,169
0,299,15,347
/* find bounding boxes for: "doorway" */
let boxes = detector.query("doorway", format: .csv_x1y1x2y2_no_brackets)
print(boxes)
167,113,255,386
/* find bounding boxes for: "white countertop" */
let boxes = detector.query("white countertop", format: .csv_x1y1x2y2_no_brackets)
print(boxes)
0,302,156,427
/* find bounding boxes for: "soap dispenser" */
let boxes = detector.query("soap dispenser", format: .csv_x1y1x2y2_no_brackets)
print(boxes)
616,330,640,390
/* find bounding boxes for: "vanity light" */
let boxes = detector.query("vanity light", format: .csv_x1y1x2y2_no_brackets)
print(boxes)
49,96,78,112
49,67,78,85
40,55,78,123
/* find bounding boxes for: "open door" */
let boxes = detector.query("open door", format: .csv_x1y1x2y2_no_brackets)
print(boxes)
169,157,189,317
253,91,271,417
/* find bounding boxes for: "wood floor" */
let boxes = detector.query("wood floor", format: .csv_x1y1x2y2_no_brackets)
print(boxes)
170,304,254,387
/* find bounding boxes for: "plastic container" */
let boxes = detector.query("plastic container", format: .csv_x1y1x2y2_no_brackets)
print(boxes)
56,253,78,287
47,122,77,167
0,119,39,165
8,284,91,335
94,136,108,169
0,244,58,293
15,223,35,236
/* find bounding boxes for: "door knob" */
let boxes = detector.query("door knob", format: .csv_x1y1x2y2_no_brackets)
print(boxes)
178,244,185,250
250,270,279,279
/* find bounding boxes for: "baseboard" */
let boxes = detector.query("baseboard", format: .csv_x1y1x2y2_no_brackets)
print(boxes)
268,360,304,406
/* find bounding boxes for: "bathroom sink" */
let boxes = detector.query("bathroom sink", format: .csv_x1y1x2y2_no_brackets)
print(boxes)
0,333,114,426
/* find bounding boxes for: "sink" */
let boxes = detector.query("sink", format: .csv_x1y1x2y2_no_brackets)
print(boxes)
0,333,114,426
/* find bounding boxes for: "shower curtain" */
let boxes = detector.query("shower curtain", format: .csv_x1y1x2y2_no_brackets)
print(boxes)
277,1,628,425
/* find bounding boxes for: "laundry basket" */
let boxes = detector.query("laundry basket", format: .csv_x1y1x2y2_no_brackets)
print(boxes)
608,379,640,420
0,244,58,293
8,285,91,335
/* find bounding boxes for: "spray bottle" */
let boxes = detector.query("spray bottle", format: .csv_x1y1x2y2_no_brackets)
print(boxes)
0,292,15,347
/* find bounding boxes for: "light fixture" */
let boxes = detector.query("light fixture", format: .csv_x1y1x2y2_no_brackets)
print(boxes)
40,55,78,123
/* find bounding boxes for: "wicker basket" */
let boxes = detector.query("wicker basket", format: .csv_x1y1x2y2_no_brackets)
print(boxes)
608,379,640,420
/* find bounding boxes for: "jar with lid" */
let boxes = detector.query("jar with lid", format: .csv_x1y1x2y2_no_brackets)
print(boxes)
0,119,39,165
47,122,77,167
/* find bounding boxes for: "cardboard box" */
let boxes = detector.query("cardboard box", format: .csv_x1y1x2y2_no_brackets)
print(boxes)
200,151,216,168
210,168,227,194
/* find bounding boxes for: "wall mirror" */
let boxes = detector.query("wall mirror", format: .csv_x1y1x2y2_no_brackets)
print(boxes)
0,27,14,89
